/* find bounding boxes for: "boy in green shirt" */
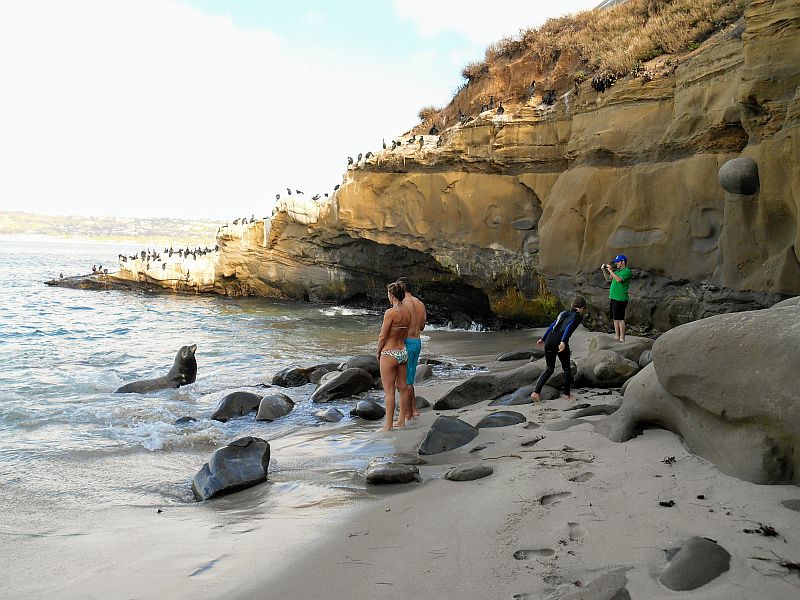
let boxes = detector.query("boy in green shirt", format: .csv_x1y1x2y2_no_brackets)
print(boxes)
601,254,631,342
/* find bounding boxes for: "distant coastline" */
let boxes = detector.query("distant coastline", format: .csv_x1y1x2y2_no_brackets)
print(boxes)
0,211,219,247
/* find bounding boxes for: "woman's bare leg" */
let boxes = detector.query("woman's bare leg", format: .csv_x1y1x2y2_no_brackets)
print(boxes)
379,356,397,432
395,364,409,427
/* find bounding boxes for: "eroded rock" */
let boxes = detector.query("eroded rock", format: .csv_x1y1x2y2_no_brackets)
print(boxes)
191,436,270,501
311,368,374,403
659,537,730,591
434,362,544,410
418,416,479,455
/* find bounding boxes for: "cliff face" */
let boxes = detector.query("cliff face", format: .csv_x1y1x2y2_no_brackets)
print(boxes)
120,0,800,331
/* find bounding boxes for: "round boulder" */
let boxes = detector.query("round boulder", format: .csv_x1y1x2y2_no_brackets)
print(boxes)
311,368,374,403
415,395,431,409
659,536,730,591
445,464,493,481
315,407,344,422
350,399,386,421
579,350,639,388
210,391,262,422
639,349,653,368
418,416,479,455
365,462,419,485
255,393,295,422
476,410,527,428
718,156,759,195
191,436,270,501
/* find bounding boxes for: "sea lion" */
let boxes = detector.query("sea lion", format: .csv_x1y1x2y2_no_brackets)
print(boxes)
115,344,197,394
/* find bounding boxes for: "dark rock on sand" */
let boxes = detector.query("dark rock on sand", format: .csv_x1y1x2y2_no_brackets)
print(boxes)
597,303,800,484
445,464,493,481
211,391,262,422
497,349,544,362
781,499,800,513
350,399,386,420
191,436,270,501
365,462,419,484
271,366,312,387
414,364,433,382
434,362,544,409
419,416,479,455
315,407,344,422
175,416,197,425
255,393,295,421
311,368,374,403
561,568,631,600
659,536,730,591
572,404,619,418
415,395,431,409
476,411,526,428
308,362,341,384
341,354,380,378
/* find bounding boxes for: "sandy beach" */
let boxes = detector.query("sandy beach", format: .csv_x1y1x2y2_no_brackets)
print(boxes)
4,325,799,600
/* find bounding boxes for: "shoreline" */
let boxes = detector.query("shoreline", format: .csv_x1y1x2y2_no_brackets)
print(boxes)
4,326,799,599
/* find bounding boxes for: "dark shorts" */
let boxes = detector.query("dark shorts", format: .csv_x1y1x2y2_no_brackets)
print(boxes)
610,299,628,321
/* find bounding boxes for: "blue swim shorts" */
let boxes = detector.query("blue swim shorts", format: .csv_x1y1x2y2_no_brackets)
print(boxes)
404,338,422,385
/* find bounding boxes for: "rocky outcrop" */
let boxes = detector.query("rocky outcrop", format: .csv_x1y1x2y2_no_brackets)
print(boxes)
62,0,799,332
596,303,800,484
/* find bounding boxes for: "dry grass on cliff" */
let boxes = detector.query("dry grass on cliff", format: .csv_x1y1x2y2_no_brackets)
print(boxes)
422,0,749,129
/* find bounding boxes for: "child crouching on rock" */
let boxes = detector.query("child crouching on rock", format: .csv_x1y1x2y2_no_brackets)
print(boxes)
530,296,587,402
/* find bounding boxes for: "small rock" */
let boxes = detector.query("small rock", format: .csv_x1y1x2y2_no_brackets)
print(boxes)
255,393,295,421
659,536,731,591
315,407,344,422
476,411,527,428
365,462,419,485
445,464,493,481
350,399,385,421
174,416,196,425
418,416,479,455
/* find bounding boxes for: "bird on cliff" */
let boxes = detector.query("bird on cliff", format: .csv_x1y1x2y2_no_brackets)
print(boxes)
429,123,439,135
324,193,329,198
275,194,280,200
418,136,424,149
497,101,505,115
382,138,386,149
436,137,443,148
480,103,488,113
365,151,373,159
287,188,292,195
347,156,353,165
162,263,166,270
296,190,303,195
407,135,416,144
391,141,397,150
312,194,320,201
357,152,363,162
334,184,340,191
488,96,495,110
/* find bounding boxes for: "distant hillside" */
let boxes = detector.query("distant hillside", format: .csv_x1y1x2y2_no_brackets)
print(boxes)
0,211,220,246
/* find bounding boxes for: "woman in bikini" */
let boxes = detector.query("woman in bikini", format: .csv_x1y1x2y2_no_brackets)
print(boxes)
376,282,412,431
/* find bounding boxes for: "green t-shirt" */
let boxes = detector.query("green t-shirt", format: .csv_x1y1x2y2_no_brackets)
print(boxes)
609,267,631,301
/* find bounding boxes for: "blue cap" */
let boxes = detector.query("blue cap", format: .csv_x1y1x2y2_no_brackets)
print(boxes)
612,254,627,263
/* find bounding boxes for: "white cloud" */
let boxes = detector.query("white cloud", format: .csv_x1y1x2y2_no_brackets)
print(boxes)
392,0,601,46
0,0,447,220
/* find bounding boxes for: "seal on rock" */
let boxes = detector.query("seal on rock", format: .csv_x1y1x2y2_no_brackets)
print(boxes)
115,344,197,394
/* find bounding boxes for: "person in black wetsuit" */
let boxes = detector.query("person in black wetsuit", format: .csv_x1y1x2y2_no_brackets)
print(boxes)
530,296,587,402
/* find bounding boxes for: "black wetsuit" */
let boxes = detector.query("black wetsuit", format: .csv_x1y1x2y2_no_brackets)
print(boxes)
533,308,584,396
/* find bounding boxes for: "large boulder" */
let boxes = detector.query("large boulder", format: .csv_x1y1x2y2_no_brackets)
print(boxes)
310,368,374,403
596,304,800,484
210,391,262,422
433,362,544,410
579,349,640,388
341,354,380,378
191,437,270,501
418,416,479,455
255,393,295,421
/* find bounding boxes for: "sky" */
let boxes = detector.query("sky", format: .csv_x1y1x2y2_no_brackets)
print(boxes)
0,0,600,221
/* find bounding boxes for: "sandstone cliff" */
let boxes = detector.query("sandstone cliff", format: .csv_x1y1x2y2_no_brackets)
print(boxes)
114,0,800,332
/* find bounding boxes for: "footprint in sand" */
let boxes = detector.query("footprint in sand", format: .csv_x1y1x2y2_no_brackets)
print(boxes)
540,491,572,505
569,472,594,483
568,522,585,541
513,548,555,560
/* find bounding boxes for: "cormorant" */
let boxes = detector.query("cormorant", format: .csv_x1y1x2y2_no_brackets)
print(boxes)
488,96,495,110
312,194,320,201
382,138,386,149
407,135,416,144
287,188,292,195
365,151,373,159
418,136,424,148
162,263,166,270
334,184,340,191
357,153,363,162
391,141,397,150
347,156,353,165
497,101,504,115
324,193,329,198
480,104,488,112
276,193,280,200
296,190,303,195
